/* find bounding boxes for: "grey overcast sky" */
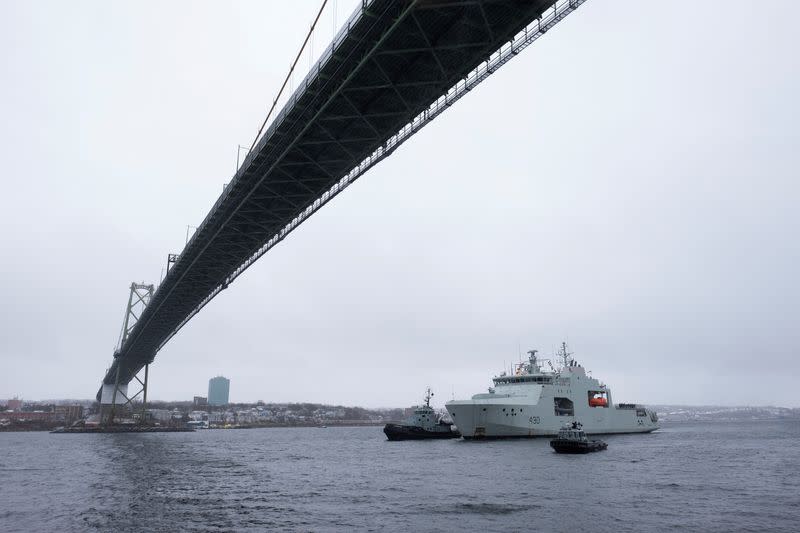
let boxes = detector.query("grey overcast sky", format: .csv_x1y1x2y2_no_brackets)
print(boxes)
1,1,798,408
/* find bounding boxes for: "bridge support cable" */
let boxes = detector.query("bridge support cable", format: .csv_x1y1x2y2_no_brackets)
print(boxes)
248,0,330,155
156,0,589,352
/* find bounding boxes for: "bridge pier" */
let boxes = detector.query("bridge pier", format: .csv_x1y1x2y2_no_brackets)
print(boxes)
99,363,150,425
99,382,129,425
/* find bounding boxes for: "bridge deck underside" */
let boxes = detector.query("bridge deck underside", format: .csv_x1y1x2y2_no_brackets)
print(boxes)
102,0,558,390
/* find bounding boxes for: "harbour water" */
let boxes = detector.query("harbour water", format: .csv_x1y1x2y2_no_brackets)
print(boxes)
1,420,799,532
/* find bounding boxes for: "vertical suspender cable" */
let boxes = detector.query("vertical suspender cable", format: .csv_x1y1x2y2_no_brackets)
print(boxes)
248,0,329,154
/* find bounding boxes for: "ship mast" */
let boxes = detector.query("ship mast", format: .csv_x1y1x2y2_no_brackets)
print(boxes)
424,387,434,408
558,342,573,369
526,349,538,373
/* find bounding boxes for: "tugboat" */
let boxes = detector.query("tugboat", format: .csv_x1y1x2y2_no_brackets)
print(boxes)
383,388,461,441
550,422,608,454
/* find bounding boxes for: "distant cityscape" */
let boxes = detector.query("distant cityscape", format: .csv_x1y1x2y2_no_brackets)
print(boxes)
650,405,800,422
2,375,799,432
1,375,407,431
0,397,407,432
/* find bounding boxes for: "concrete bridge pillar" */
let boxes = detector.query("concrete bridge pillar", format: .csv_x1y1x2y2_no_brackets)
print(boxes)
100,383,128,424
100,383,128,404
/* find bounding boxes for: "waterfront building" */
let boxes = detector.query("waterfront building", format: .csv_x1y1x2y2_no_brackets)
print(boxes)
54,405,84,423
188,411,208,422
208,376,230,406
147,409,172,423
0,411,54,422
236,410,256,424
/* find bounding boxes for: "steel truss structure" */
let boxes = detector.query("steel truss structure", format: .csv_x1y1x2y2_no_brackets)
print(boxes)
103,283,153,423
103,363,150,425
99,0,588,397
115,282,154,352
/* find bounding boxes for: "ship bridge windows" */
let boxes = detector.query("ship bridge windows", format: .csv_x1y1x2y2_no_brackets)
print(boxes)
588,391,608,408
554,397,574,417
494,375,553,385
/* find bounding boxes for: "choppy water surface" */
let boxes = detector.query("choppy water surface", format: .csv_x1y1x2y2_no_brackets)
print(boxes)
1,420,799,532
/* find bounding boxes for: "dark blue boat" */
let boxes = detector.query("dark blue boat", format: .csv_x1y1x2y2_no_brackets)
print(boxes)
550,422,608,453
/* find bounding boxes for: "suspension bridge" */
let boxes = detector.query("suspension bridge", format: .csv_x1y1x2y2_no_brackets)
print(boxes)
98,0,589,416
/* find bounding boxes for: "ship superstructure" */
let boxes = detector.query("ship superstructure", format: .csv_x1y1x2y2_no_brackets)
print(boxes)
445,343,659,439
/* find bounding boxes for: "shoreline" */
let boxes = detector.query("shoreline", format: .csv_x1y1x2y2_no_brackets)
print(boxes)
1,421,387,433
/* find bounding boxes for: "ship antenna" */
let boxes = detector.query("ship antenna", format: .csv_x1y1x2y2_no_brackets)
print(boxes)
559,342,573,369
424,387,433,408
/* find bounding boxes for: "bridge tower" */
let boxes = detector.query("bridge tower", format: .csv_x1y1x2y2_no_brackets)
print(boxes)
101,282,155,425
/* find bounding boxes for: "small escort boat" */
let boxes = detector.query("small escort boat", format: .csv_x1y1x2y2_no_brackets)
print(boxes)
550,422,608,454
383,388,461,441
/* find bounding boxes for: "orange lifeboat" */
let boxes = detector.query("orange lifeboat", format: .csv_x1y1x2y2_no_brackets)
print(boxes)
589,397,608,407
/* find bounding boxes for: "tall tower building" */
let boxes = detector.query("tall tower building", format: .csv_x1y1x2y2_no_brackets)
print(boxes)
208,376,230,406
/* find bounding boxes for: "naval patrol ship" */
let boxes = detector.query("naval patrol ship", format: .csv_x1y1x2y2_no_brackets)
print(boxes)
445,343,659,439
